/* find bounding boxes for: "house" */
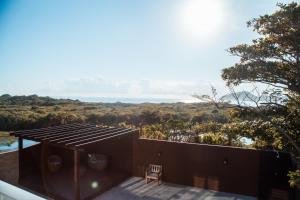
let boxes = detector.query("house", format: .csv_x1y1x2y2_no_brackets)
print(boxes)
1,123,295,200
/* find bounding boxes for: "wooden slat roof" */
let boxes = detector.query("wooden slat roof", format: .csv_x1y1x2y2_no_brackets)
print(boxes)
10,123,138,150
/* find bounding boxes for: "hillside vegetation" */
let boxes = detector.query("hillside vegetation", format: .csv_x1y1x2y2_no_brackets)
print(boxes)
0,94,229,129
0,94,283,151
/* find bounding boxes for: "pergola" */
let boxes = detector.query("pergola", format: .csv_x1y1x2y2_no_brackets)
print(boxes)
10,123,138,200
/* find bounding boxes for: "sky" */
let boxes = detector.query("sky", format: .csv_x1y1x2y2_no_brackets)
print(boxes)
0,0,295,101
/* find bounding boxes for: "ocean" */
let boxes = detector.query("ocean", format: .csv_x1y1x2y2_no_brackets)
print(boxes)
56,96,202,104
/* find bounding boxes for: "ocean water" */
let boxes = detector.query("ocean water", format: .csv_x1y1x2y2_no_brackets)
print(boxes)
58,96,201,104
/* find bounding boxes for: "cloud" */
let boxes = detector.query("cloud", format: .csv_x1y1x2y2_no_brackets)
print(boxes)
32,77,226,99
4,76,266,100
0,75,227,98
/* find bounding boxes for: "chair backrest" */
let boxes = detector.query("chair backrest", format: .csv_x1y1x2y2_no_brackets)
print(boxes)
149,164,162,173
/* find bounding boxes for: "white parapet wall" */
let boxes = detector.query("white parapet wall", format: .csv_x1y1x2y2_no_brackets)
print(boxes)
0,180,46,200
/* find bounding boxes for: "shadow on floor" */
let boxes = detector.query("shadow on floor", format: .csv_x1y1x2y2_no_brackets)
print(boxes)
97,177,257,200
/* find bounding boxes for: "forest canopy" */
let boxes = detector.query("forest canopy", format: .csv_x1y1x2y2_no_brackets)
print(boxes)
0,93,290,151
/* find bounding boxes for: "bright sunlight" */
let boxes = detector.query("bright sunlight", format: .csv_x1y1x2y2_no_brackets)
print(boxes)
178,0,226,41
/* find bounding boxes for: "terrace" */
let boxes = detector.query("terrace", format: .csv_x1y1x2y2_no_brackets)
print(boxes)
97,177,256,200
0,123,295,200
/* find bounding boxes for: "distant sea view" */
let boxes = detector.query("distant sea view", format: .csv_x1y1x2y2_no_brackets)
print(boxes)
55,92,263,105
55,96,202,104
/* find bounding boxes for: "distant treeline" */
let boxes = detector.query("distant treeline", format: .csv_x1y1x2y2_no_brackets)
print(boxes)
0,94,229,131
0,94,80,106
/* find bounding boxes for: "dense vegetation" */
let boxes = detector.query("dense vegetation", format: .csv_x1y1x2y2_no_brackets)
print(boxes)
0,132,14,146
0,94,234,139
0,93,287,151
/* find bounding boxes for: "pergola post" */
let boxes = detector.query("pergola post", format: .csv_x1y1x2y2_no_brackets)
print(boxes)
74,150,80,200
18,136,23,181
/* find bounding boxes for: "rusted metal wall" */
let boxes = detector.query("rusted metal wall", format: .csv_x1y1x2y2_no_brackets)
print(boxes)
19,132,136,176
133,138,293,198
85,131,135,174
16,132,293,199
18,132,137,200
21,144,41,177
0,151,19,185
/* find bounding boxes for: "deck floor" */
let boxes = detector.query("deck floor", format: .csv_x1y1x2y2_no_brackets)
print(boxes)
97,177,257,200
20,169,129,200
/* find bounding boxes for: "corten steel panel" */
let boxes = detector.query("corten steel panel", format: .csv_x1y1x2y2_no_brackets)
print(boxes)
19,131,138,200
0,151,19,184
258,151,295,200
19,144,45,194
132,139,293,198
85,132,135,174
21,144,42,177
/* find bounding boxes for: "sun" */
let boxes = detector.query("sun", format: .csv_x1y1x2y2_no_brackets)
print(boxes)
178,0,226,41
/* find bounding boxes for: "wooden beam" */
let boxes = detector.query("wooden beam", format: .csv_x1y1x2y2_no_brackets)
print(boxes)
37,126,110,141
33,126,99,140
42,141,75,150
19,124,92,137
47,127,115,142
75,129,138,148
13,123,82,135
66,128,131,146
56,128,123,144
74,150,80,200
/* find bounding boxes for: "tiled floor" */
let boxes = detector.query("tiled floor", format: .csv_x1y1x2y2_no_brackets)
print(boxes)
97,177,257,200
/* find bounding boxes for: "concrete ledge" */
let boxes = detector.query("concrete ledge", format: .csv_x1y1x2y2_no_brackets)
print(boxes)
0,180,46,200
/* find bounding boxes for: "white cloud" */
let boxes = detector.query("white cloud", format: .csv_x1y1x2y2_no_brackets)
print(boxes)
2,76,269,102
31,77,227,99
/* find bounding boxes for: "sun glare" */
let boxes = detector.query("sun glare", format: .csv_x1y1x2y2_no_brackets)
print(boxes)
178,0,226,41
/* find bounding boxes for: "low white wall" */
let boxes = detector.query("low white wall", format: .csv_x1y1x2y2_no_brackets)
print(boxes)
0,180,46,200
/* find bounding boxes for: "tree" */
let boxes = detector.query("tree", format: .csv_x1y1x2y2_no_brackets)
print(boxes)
220,2,300,153
222,2,300,95
220,2,300,188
